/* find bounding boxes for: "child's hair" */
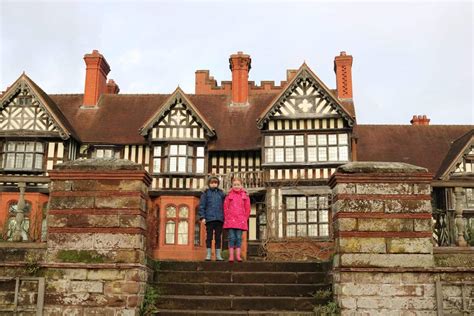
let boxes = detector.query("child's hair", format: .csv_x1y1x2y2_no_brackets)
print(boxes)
231,177,242,185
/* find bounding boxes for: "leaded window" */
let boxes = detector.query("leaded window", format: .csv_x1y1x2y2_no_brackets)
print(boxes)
284,195,329,238
93,148,120,159
154,144,205,174
1,141,44,171
264,133,349,164
165,204,189,245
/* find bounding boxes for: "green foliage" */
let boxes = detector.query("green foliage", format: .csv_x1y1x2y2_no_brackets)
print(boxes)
313,289,332,300
25,254,41,276
139,285,160,316
313,301,340,315
57,250,106,263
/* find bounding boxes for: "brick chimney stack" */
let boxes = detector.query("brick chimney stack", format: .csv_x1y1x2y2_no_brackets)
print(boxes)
410,115,431,125
334,51,353,100
83,50,111,106
106,79,120,94
229,51,251,105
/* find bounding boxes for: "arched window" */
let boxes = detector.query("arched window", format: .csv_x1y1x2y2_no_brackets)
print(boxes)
6,200,32,241
164,204,189,245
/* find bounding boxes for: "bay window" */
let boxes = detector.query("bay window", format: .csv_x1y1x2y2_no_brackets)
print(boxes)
153,144,205,174
264,133,349,164
1,141,44,171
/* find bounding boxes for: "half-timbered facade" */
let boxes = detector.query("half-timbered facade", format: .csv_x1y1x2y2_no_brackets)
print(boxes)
0,50,472,259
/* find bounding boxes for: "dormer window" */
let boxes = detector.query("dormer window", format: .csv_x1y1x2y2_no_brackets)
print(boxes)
1,141,44,171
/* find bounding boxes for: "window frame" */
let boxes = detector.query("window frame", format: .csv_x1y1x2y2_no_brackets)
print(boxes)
164,203,190,245
0,140,45,172
283,195,330,239
153,143,206,175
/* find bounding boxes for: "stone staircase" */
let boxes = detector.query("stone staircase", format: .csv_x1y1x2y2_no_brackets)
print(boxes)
153,261,332,315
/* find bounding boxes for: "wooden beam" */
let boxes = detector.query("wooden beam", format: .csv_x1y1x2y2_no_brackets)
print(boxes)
0,176,50,183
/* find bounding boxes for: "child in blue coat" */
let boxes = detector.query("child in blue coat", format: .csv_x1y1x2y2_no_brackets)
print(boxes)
198,176,226,261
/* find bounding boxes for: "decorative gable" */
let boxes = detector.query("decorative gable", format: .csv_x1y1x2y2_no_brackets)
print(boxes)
0,74,72,139
140,87,215,141
257,64,355,129
437,130,474,180
452,145,474,175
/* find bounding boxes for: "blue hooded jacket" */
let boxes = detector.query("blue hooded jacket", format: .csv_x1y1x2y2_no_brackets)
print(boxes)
198,188,225,222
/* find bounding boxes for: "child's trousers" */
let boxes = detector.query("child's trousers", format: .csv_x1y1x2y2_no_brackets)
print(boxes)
206,221,223,249
228,228,243,248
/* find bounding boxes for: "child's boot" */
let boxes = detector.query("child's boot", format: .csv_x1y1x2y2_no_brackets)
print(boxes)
228,247,234,262
236,248,242,262
205,248,212,261
216,249,224,261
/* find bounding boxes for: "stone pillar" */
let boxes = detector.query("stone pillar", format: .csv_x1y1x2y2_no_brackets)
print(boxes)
45,159,151,316
453,187,467,247
329,162,436,314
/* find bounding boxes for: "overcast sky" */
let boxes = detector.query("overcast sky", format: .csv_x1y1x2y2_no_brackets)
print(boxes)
0,0,472,124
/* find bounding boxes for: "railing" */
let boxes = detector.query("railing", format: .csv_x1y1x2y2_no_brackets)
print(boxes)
209,171,266,191
433,208,473,247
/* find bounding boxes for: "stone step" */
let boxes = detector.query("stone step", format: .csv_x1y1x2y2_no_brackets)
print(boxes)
157,261,331,272
155,295,326,311
156,282,330,297
154,310,316,315
155,271,328,284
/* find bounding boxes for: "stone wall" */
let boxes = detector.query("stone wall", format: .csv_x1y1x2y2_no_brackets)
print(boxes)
330,162,474,315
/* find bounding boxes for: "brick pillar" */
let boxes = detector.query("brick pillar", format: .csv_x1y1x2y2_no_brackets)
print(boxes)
329,162,436,314
45,158,151,315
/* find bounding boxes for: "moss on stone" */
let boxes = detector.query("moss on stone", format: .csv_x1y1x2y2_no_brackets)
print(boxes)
57,250,107,263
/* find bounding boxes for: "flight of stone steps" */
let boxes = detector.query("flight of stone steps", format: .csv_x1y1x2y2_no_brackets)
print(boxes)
152,261,332,315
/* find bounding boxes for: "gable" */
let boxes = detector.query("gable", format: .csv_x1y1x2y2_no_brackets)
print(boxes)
451,144,474,176
140,88,215,141
257,64,355,129
0,74,73,140
436,130,474,180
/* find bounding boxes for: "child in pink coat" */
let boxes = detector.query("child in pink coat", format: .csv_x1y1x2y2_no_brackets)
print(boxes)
223,177,251,262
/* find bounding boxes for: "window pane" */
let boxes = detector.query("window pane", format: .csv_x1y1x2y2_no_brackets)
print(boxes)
178,157,187,172
328,147,338,161
295,147,305,162
165,221,175,244
179,206,189,218
166,205,176,218
15,154,24,168
308,211,318,222
265,136,273,147
170,145,178,155
295,135,304,146
36,143,44,152
308,197,318,209
286,225,296,237
297,211,307,223
308,135,317,146
104,150,113,158
318,148,327,161
308,147,317,162
275,136,284,146
339,146,349,161
197,147,205,157
196,158,204,173
319,224,329,237
308,224,318,237
328,134,337,145
177,221,188,245
35,154,43,169
275,148,284,162
297,225,307,237
187,158,193,172
319,210,329,223
265,148,274,163
6,154,15,169
178,145,187,155
17,143,25,152
285,148,294,162
7,143,15,151
154,146,161,157
286,197,296,209
153,158,161,173
24,154,33,169
169,157,177,172
318,135,327,145
338,134,348,145
187,145,193,156
285,135,294,146
286,211,295,223
26,142,35,152
297,197,306,209
96,150,104,158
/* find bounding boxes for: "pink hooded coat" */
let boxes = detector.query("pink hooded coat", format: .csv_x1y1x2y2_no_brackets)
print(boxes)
223,188,251,231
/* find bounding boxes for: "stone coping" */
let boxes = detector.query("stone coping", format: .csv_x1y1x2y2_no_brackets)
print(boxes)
54,158,143,171
433,246,474,254
336,162,428,174
335,266,474,273
0,242,47,249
